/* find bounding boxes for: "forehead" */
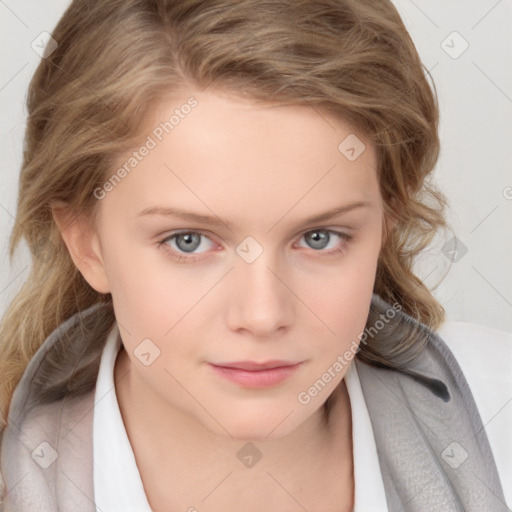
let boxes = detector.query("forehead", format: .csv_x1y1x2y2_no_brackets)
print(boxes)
104,88,380,228
139,87,375,163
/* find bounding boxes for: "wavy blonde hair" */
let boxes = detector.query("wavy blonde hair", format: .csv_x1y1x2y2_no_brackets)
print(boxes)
0,0,448,430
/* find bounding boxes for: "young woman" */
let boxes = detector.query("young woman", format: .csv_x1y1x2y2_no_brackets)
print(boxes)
0,1,510,511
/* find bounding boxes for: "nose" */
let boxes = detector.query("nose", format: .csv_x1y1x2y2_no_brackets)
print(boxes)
225,249,294,338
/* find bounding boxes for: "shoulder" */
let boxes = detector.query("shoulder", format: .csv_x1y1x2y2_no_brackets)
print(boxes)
0,391,96,509
435,321,512,507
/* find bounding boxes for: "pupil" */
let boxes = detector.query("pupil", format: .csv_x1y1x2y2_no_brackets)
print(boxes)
179,233,197,252
310,230,327,248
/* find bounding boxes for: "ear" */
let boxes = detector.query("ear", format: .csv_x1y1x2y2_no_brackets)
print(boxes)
52,206,111,294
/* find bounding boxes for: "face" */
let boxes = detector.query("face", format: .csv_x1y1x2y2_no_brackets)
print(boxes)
91,88,385,440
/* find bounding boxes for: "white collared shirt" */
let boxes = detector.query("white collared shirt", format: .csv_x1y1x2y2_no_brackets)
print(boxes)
93,322,512,512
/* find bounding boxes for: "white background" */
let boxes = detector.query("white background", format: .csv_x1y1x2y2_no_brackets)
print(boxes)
1,0,511,331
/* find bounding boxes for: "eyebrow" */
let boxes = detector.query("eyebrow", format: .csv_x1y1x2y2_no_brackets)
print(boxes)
137,201,370,230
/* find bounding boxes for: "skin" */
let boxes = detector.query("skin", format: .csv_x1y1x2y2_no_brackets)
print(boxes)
55,88,390,511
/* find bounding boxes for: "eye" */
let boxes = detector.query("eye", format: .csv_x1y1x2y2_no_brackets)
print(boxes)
158,231,215,263
296,229,352,256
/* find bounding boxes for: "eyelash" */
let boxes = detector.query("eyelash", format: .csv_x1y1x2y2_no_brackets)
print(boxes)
157,229,354,264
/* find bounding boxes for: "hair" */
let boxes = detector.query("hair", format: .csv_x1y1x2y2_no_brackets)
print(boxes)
0,0,449,431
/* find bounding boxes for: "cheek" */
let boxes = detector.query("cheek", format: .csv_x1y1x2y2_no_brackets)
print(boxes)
107,265,199,342
308,233,381,351
97,226,169,336
315,281,373,355
102,242,213,360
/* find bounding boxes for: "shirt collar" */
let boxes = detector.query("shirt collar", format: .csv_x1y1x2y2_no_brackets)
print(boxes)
345,359,388,511
93,325,153,511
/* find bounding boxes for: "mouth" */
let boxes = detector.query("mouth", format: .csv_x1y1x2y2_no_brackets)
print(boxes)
211,360,300,371
208,360,303,388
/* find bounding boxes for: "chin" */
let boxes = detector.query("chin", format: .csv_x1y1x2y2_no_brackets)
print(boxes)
207,407,304,442
225,425,293,442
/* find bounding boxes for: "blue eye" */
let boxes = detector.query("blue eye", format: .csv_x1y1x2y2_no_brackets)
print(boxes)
298,229,351,252
157,228,353,263
158,231,214,262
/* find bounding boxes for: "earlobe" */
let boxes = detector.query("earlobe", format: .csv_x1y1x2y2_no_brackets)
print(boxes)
52,206,111,294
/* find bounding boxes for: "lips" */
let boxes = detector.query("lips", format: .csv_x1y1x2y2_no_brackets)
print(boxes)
211,360,300,371
208,360,303,388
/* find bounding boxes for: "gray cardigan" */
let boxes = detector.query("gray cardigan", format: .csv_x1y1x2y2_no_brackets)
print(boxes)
0,295,508,511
